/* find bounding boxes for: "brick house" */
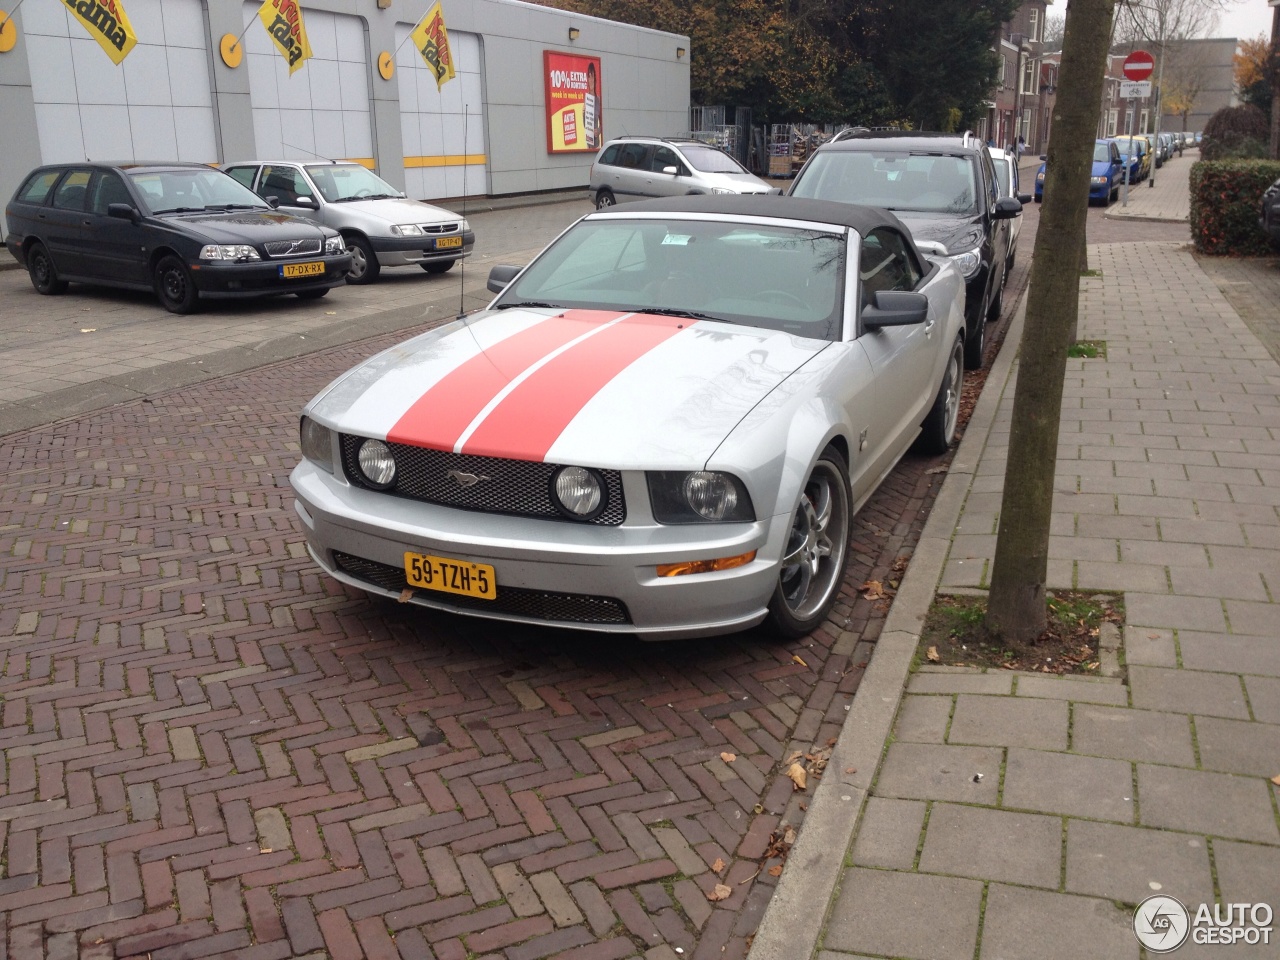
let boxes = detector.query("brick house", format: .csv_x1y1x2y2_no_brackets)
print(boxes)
981,0,1053,153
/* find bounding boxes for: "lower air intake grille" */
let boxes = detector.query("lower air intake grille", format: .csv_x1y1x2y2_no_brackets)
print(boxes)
332,551,632,625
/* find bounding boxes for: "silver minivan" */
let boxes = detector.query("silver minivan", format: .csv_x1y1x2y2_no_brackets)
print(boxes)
223,160,474,284
588,137,773,210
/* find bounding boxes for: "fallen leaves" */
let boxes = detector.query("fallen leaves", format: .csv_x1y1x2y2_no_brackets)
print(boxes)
706,883,732,902
397,588,414,603
711,857,725,874
720,752,736,763
791,654,807,667
1271,774,1280,787
926,646,941,662
767,864,783,877
860,580,886,600
786,763,807,791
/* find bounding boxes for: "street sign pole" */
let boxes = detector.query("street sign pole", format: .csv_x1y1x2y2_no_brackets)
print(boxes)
1119,50,1154,207
1150,43,1165,188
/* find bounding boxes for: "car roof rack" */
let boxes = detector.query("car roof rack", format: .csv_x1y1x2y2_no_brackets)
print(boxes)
614,135,704,145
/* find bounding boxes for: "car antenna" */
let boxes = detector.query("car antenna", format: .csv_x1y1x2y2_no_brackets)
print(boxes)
457,107,470,320
280,140,338,163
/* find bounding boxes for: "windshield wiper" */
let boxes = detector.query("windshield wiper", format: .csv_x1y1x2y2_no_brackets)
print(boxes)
640,307,736,324
493,301,562,310
152,206,205,215
203,203,266,212
333,193,398,202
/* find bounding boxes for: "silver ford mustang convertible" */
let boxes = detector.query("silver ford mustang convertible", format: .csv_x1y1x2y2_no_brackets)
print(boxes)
290,196,967,640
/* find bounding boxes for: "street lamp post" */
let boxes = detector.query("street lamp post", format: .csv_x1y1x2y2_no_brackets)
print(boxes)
1148,3,1167,188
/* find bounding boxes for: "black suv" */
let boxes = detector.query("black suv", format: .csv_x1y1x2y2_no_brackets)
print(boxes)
789,131,1021,368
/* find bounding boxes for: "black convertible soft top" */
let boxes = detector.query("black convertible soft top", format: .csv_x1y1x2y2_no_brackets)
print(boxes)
611,194,904,238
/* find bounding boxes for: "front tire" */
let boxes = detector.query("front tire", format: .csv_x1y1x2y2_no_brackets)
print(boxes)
964,312,986,370
595,189,616,210
27,242,67,296
421,260,455,274
344,234,380,285
154,255,199,314
767,447,852,639
919,337,964,454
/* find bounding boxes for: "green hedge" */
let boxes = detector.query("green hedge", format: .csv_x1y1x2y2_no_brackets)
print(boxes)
1189,159,1280,256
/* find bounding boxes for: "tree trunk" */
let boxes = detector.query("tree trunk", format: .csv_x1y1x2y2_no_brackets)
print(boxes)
1270,5,1279,161
985,0,1117,643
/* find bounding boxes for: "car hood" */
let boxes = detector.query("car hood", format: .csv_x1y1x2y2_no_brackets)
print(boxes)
153,211,332,243
333,197,460,224
892,212,984,256
1091,160,1115,176
308,308,830,470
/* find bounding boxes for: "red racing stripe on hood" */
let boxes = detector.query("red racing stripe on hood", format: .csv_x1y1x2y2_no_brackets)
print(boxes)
386,311,620,451
459,313,693,461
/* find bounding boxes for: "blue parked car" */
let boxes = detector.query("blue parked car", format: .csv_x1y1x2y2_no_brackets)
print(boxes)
1033,139,1127,206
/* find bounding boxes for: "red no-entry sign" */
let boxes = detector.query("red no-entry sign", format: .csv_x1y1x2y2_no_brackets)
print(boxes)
1123,50,1155,81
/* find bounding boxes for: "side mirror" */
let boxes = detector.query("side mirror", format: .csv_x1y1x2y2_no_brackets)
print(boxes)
1039,154,1047,161
994,196,1022,219
107,203,139,222
1017,192,1032,204
295,196,318,209
487,264,522,294
662,165,679,176
862,291,929,330
264,195,280,209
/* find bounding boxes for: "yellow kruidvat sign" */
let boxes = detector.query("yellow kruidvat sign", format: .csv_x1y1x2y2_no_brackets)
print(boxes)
63,0,137,65
410,1,456,90
257,0,312,75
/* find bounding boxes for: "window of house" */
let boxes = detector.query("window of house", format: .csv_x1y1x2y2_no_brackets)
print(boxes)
1029,8,1039,42
1021,58,1036,96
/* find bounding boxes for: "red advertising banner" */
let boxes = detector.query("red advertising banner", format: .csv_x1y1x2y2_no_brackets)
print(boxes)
544,51,602,154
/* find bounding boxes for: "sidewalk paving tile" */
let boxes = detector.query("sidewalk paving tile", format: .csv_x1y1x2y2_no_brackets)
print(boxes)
1244,675,1280,723
1136,765,1280,844
1189,716,1280,778
893,695,953,743
979,885,1140,960
1128,666,1250,719
918,804,1061,888
1070,704,1193,767
1212,840,1280,907
1122,593,1227,632
946,695,1068,751
874,743,1002,805
1064,820,1215,907
848,798,926,870
1121,626,1177,667
1178,632,1280,677
1013,675,1128,706
906,672,1012,696
1001,749,1133,822
822,869,982,960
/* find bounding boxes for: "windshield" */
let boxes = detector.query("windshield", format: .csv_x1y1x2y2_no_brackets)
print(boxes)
991,158,1011,196
680,144,749,174
1114,137,1143,156
791,151,979,216
492,218,845,340
128,168,268,214
1093,143,1113,162
305,164,401,202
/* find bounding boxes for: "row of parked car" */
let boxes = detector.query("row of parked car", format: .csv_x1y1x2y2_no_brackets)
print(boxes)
3,160,475,314
1033,130,1200,206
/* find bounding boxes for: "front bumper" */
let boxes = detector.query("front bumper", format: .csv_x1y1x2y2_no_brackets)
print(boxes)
289,459,788,640
371,231,476,268
1088,180,1111,200
189,254,352,299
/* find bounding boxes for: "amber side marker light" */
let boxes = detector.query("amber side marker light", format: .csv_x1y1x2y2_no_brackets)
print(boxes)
657,551,756,578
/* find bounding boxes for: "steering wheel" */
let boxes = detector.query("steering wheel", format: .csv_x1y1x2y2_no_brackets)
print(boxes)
759,289,808,310
353,188,375,198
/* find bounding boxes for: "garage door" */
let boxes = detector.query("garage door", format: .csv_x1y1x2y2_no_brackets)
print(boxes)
22,0,218,164
243,3,373,165
395,27,488,200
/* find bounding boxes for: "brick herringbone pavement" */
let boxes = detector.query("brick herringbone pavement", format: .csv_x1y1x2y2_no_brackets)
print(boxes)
0,316,954,960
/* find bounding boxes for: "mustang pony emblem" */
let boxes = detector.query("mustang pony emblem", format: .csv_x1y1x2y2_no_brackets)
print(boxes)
446,470,490,488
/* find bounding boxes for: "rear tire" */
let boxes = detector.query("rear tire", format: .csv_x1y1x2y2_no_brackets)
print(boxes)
154,255,199,314
986,277,1004,323
919,337,964,454
421,260,455,274
595,189,616,210
767,446,852,639
27,242,67,296
964,313,986,370
344,234,380,285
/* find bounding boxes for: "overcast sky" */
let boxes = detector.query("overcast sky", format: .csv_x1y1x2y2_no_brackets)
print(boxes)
1059,0,1275,40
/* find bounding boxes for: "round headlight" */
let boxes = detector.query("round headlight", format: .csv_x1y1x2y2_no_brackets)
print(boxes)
553,466,603,518
357,439,396,488
683,471,738,521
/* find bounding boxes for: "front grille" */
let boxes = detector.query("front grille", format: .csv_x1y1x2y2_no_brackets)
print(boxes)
340,437,626,526
423,223,459,234
264,238,323,258
332,552,632,624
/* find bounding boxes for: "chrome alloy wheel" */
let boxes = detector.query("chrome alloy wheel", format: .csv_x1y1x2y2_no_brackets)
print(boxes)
778,459,850,621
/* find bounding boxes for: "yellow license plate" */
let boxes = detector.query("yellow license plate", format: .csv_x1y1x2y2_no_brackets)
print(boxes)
435,236,463,249
281,261,325,278
404,551,497,600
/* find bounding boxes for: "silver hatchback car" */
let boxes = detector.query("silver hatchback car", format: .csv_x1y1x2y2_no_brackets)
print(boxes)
223,160,474,284
588,137,774,210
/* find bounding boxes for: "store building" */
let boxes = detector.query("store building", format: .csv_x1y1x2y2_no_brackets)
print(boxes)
0,0,689,208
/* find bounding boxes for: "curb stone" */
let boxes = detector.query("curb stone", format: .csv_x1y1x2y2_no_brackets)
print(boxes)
746,292,1030,960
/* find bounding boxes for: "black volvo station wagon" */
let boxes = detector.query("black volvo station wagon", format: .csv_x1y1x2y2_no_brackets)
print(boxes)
4,162,352,314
